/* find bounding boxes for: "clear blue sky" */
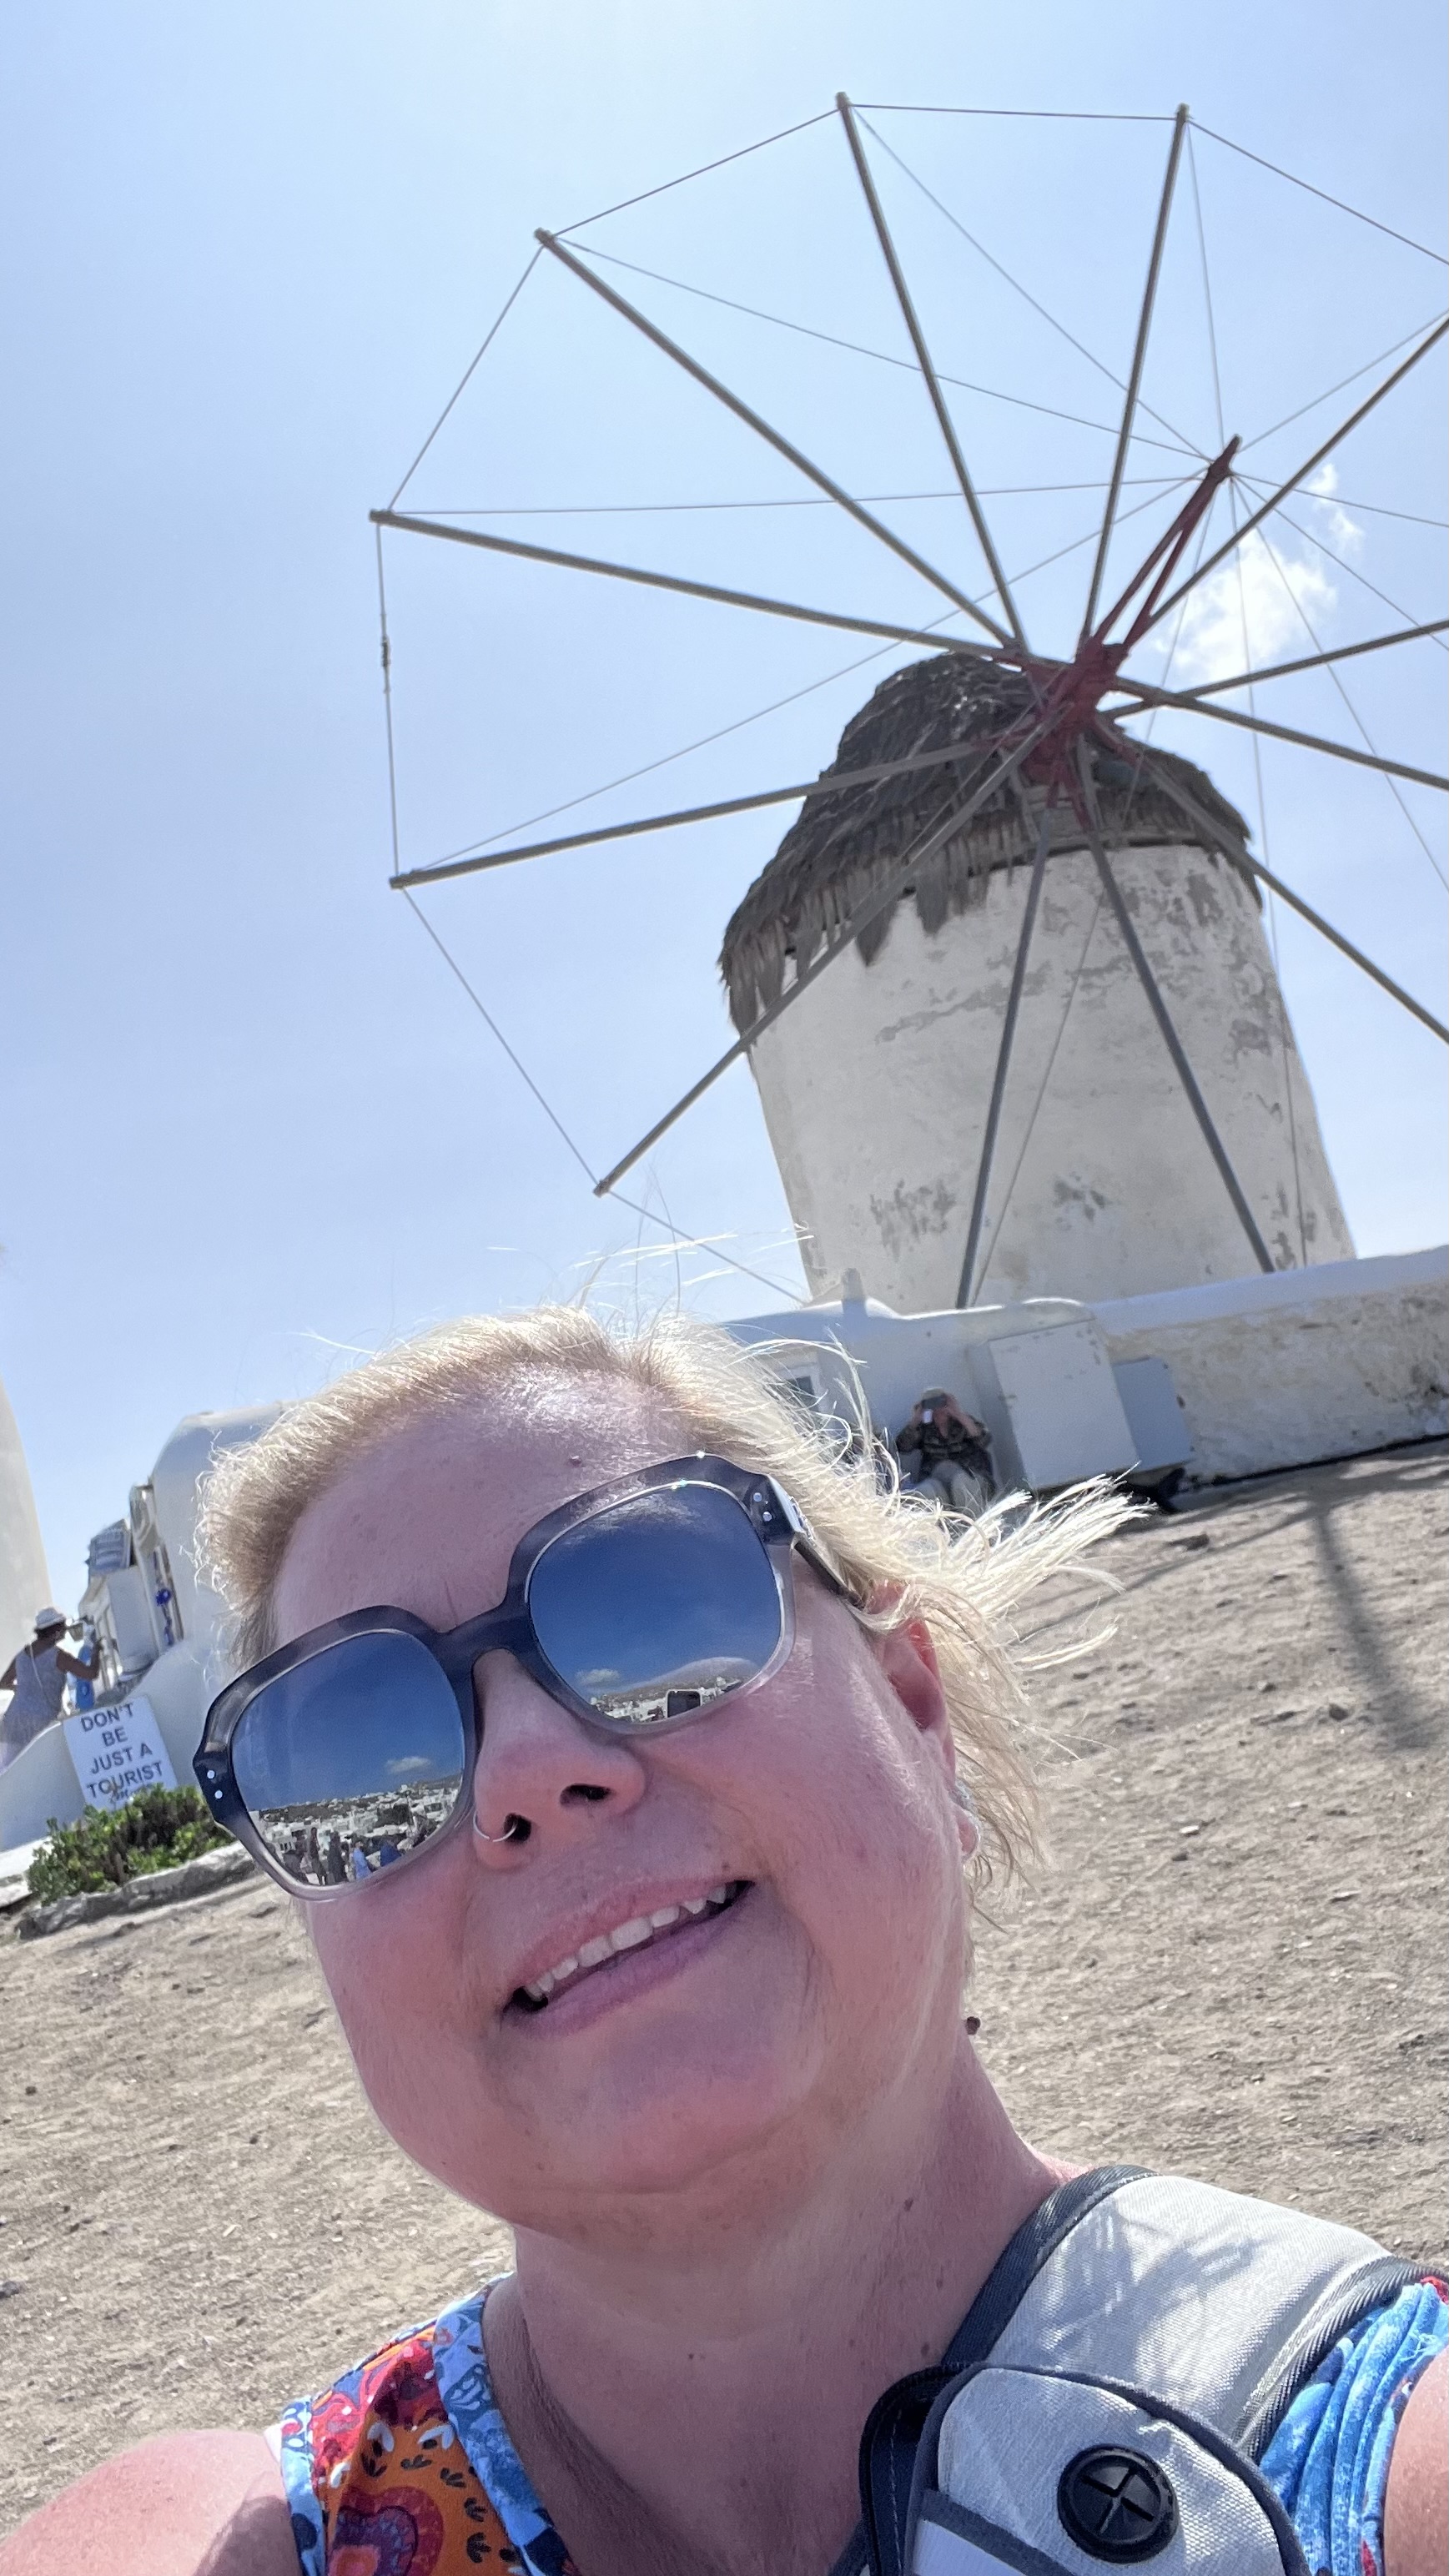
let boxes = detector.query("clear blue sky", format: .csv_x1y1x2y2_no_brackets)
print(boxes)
3,0,1445,1610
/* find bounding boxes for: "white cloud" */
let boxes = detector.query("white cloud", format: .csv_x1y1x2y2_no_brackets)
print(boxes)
1164,534,1334,684
1303,461,1364,560
1143,468,1364,687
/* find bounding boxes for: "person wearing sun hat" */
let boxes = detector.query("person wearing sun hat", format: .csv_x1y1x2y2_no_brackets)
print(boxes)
0,1605,100,1772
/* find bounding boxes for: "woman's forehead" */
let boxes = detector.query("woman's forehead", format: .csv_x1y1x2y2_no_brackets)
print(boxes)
273,1372,688,1640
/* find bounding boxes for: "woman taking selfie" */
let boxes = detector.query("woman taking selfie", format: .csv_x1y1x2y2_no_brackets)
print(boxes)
4,1310,1443,2576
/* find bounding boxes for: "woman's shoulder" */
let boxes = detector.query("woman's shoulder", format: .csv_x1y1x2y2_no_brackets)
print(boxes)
0,2296,527,2576
276,2292,521,2576
1260,2273,1447,2576
0,2430,294,2576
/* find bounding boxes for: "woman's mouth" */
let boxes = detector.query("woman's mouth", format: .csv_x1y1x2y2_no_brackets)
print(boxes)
511,1881,751,2014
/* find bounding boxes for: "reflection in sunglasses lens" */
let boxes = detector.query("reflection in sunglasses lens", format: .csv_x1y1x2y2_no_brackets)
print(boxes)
528,1483,782,1725
232,1632,464,1888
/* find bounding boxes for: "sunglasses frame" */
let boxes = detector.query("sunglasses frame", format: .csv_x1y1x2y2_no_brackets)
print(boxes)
194,1454,844,1900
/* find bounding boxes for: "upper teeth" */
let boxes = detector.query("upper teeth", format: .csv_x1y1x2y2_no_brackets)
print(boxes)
521,1885,737,2004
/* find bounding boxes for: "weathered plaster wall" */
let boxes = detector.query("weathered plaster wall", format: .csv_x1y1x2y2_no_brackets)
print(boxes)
728,1249,1447,1493
1094,1246,1449,1482
747,839,1353,1310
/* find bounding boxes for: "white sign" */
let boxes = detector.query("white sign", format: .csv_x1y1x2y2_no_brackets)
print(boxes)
63,1694,177,1809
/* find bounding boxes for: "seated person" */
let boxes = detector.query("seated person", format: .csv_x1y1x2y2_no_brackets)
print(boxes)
895,1386,996,1514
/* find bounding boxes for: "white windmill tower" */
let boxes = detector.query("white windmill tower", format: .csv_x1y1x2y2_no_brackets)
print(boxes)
718,651,1356,1311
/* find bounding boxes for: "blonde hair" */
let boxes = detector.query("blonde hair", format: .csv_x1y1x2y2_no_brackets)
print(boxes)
199,1306,1130,1889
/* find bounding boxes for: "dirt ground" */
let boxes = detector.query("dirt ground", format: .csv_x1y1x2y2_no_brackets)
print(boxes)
1,1442,1444,2538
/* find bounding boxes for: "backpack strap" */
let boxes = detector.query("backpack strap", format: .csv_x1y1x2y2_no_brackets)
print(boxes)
978,2171,1393,2438
857,2168,1404,2576
905,2362,1310,2575
939,2166,1151,2373
1233,2251,1425,2456
855,2170,1148,2576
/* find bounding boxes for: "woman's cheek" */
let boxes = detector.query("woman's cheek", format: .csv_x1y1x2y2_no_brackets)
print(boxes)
786,1750,956,2020
311,1904,424,2067
319,1940,473,2170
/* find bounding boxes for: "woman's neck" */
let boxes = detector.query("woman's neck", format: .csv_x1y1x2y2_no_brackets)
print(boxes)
483,2043,1071,2576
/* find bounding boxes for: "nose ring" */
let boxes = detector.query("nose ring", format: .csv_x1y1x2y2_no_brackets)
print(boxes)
473,1811,530,1845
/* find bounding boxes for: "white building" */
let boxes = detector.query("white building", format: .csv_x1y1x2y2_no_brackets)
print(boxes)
722,656,1353,1311
0,1371,51,1670
0,1405,279,1854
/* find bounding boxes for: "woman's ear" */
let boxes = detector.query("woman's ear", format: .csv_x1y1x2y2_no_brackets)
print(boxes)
871,1616,951,1753
869,1622,979,1856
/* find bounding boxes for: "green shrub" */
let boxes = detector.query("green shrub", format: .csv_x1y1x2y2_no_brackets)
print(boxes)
26,1786,229,1902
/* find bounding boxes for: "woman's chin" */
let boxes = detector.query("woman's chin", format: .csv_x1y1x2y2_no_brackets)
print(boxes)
413,2005,828,2220
593,2039,820,2192
542,1987,827,2197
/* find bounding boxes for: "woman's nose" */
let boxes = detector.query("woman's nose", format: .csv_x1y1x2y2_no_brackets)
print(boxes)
468,1650,647,1860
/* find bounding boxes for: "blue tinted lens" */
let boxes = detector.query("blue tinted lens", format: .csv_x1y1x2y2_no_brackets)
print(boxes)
232,1632,464,1888
526,1482,783,1726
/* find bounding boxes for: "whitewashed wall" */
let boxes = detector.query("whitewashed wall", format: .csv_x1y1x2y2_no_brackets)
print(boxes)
748,840,1353,1311
1093,1246,1448,1482
0,1373,50,1671
729,1247,1446,1492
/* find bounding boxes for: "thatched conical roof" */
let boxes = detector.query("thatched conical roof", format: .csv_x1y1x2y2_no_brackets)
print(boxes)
719,655,1251,1034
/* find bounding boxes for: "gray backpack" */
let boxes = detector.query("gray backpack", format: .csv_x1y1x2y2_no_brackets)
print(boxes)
851,2166,1418,2576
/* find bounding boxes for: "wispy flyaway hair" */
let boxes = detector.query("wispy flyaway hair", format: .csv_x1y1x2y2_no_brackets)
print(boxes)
199,1305,1131,1888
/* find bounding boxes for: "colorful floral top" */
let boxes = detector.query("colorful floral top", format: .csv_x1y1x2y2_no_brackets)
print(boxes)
274,2275,1446,2576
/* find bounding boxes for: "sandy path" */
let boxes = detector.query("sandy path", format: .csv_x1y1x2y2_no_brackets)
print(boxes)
1,1442,1444,2537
